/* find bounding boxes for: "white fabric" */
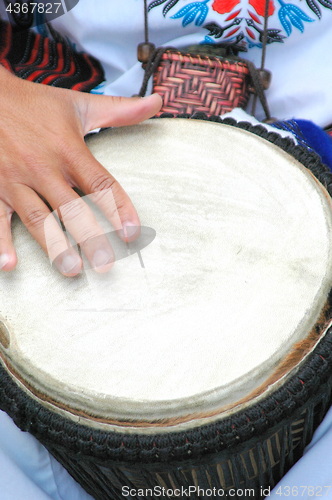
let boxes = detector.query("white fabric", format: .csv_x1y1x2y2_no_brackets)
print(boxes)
0,411,93,500
47,0,332,126
1,1,327,124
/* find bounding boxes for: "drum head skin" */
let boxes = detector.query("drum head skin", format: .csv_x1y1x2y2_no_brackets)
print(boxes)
1,118,332,433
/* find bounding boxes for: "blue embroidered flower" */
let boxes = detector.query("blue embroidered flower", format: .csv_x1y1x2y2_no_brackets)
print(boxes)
278,0,314,35
171,0,210,27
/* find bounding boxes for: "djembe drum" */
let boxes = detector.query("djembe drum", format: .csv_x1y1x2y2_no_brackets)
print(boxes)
1,118,332,500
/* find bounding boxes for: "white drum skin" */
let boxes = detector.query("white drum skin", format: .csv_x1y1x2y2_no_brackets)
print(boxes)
0,118,332,434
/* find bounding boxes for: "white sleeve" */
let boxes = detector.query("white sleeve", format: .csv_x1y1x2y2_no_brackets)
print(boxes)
0,410,93,500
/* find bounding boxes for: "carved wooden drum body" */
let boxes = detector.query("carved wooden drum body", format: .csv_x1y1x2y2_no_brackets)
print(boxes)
1,118,332,500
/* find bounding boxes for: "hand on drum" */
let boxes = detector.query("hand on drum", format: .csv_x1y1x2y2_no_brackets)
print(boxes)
0,67,162,276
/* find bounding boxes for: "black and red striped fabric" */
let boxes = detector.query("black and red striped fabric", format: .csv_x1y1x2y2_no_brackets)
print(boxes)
0,19,104,91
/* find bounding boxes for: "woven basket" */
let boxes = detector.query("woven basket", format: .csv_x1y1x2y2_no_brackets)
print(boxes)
152,50,251,117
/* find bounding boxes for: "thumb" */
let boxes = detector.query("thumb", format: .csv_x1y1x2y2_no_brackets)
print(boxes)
75,92,163,133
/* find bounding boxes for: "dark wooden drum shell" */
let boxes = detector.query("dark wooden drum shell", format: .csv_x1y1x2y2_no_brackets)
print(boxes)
1,330,332,499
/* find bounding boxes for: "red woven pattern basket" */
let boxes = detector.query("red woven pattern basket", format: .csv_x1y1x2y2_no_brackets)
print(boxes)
153,50,251,116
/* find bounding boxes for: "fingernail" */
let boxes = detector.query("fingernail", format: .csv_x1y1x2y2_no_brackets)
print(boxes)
92,249,114,269
121,222,139,240
0,254,10,270
59,254,81,275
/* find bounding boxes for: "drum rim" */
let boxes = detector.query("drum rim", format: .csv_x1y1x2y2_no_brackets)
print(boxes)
1,117,332,464
168,113,332,192
1,323,331,464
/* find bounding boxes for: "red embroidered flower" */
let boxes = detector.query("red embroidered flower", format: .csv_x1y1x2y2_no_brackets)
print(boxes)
212,0,241,15
249,0,275,16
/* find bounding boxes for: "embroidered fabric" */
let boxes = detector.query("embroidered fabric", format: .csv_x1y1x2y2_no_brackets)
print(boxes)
1,1,332,123
0,18,104,91
45,1,332,125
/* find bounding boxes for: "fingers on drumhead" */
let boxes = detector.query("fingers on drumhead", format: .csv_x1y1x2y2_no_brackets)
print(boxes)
19,176,133,275
0,201,17,271
5,156,140,276
54,191,115,274
16,186,117,276
69,156,141,243
13,186,83,276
